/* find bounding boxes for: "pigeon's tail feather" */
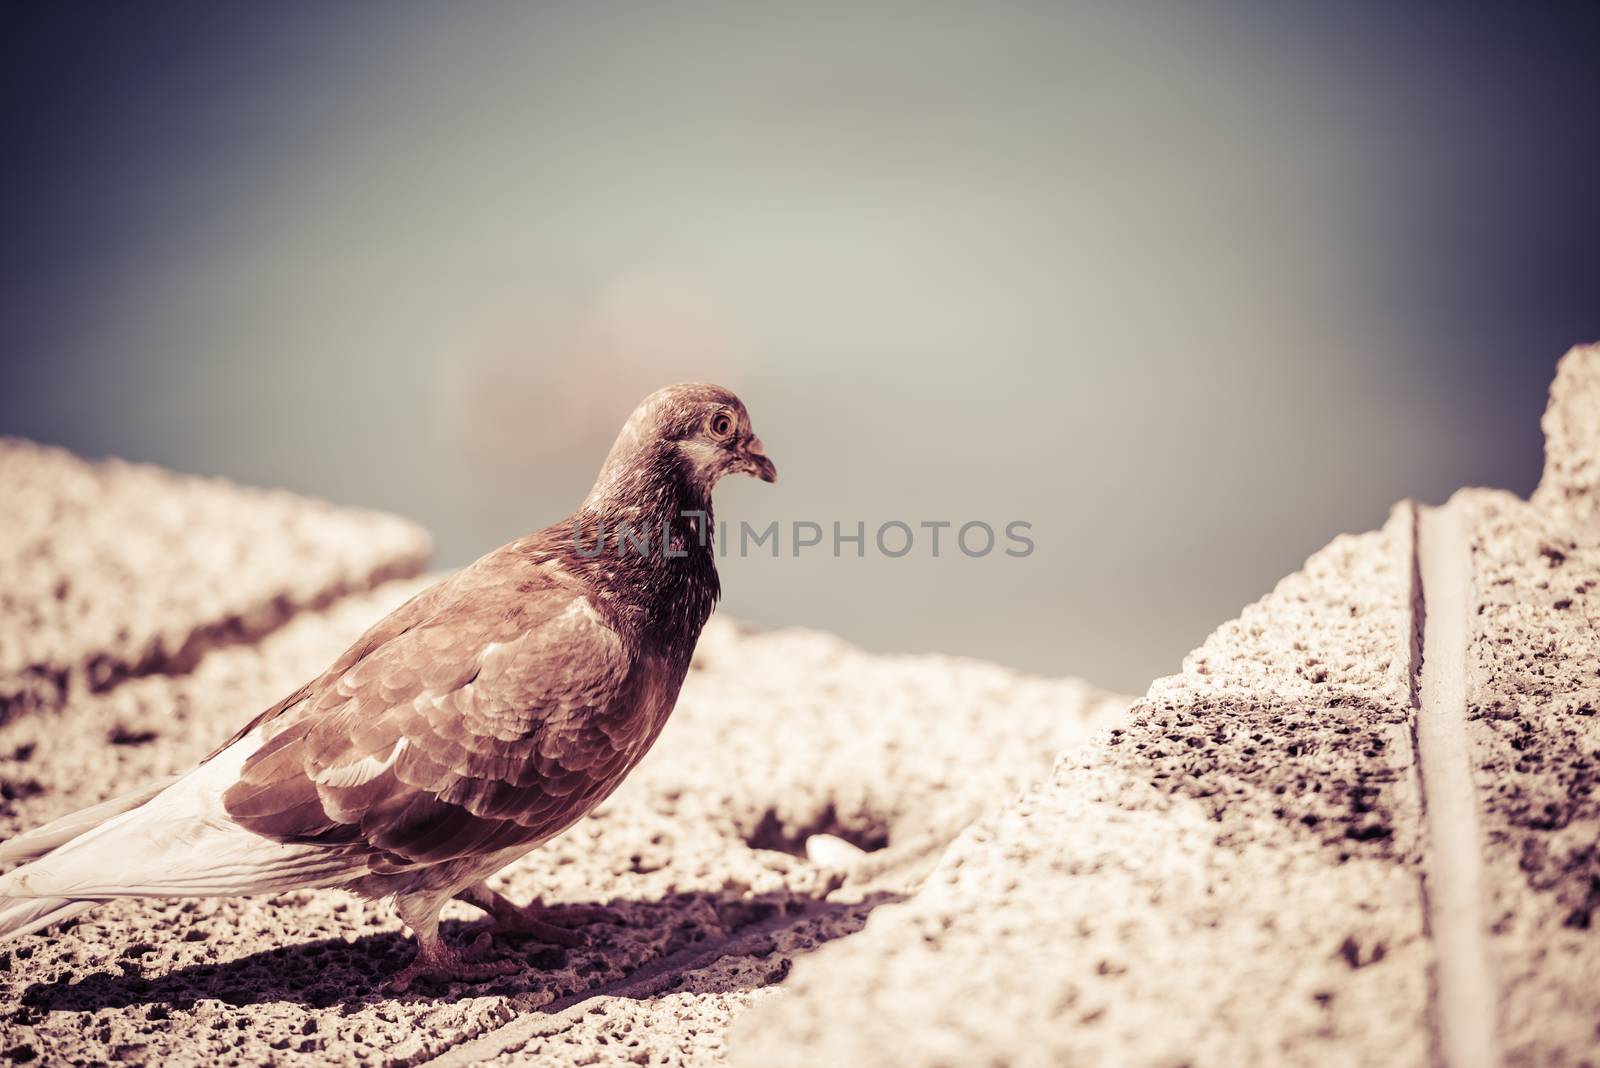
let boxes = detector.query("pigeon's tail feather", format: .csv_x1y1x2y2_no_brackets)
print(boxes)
0,728,370,901
0,896,95,939
0,776,178,864
0,831,366,899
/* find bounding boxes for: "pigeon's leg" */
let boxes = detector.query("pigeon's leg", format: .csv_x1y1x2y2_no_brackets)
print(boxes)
455,881,621,946
387,893,519,994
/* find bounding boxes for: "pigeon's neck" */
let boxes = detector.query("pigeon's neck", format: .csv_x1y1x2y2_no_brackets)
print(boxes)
578,446,714,534
571,454,721,652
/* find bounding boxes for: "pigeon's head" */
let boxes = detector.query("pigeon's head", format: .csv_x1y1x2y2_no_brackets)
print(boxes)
589,383,776,506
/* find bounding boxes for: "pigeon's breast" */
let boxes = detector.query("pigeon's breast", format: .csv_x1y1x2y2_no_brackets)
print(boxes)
582,647,692,779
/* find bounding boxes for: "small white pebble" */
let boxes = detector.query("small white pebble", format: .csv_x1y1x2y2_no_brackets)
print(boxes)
805,834,868,870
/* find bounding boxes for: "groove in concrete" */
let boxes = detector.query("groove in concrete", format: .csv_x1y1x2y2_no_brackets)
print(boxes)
1412,499,1500,1068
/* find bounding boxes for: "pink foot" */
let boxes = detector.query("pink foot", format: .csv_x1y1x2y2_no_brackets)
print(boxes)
387,932,520,994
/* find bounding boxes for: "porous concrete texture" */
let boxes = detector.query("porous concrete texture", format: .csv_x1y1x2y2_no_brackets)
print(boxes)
0,438,431,723
1450,486,1600,1064
1450,349,1600,1065
0,438,1124,1066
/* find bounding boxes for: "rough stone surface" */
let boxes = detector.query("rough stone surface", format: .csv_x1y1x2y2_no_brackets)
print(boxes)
1457,487,1600,1064
1533,343,1600,517
731,506,1432,1068
469,903,878,1068
0,441,1125,1066
0,438,432,722
1452,344,1600,1064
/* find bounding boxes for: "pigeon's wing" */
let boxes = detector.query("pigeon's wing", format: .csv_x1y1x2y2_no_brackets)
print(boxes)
222,570,640,868
204,575,454,760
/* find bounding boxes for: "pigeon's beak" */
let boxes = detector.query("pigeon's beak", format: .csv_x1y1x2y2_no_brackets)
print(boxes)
741,436,777,484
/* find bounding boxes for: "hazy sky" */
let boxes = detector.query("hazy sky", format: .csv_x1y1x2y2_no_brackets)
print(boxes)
2,2,1597,693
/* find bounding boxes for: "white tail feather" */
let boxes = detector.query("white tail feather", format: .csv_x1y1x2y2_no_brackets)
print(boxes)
0,776,177,865
0,896,95,939
0,729,368,912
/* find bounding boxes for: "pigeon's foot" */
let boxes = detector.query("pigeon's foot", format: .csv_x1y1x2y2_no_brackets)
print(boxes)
456,882,623,947
387,932,519,994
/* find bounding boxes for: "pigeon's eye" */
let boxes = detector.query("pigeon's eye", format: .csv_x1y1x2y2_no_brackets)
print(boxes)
708,410,735,441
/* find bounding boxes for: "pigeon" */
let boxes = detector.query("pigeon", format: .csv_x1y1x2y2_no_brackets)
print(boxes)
0,383,776,992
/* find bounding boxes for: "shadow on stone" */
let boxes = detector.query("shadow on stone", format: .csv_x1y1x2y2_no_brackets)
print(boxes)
15,887,896,1015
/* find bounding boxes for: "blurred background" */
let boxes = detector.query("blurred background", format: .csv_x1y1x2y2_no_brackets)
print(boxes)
2,1,1597,694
